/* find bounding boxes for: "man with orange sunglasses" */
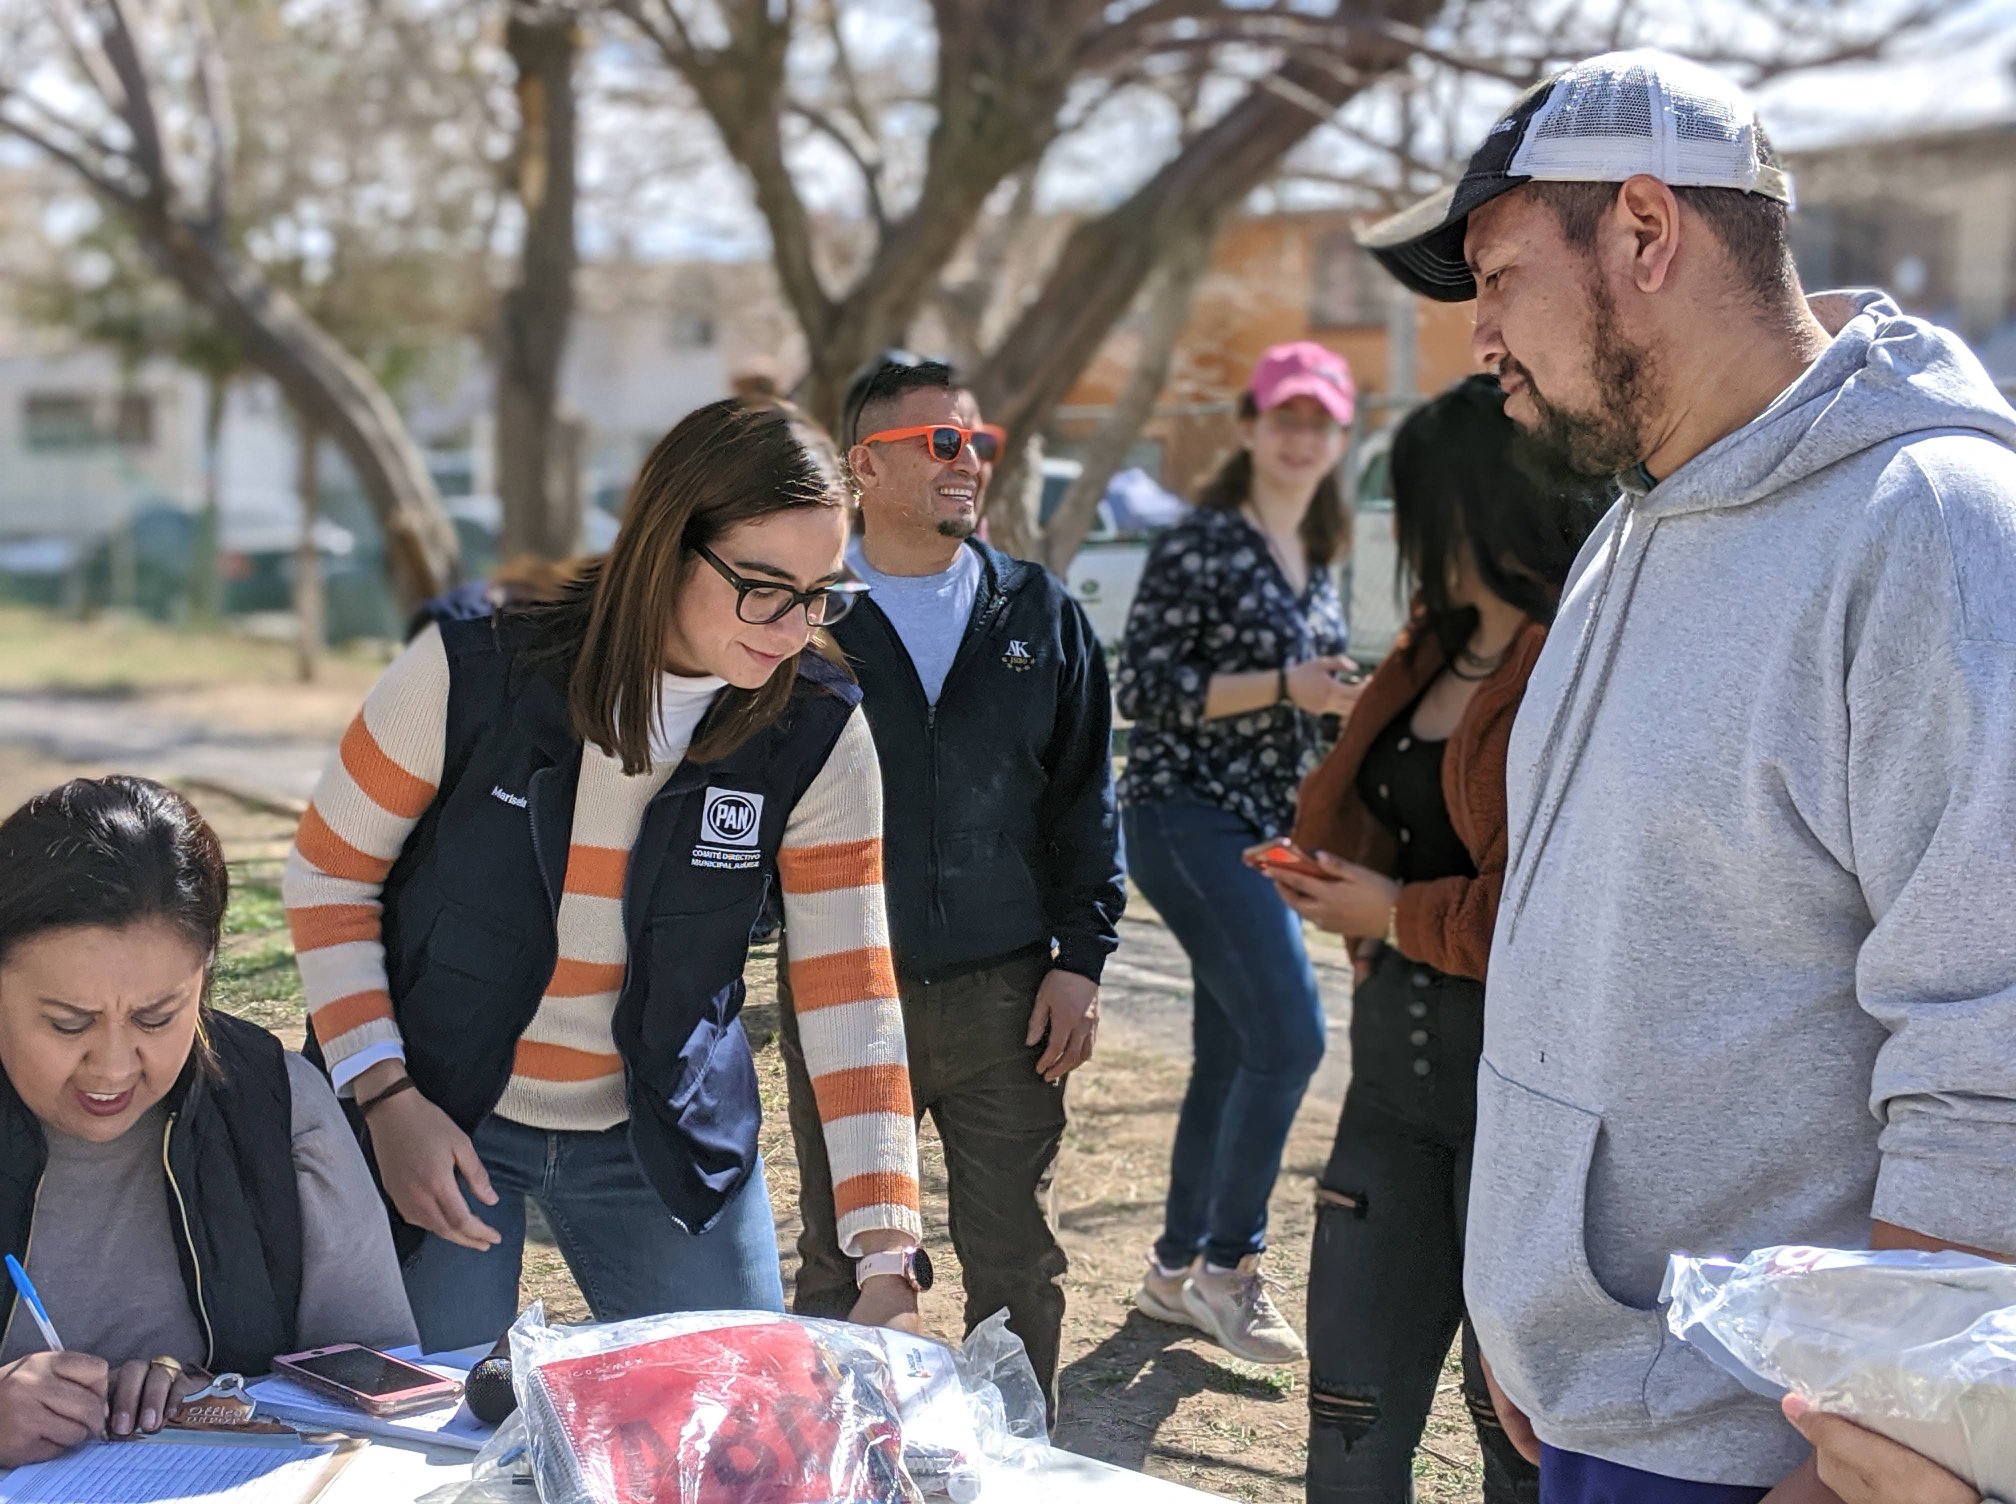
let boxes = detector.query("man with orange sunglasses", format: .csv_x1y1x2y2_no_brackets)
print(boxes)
776,355,1125,1423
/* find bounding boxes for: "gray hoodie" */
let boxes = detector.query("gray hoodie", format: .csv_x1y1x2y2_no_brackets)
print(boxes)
1465,292,2016,1485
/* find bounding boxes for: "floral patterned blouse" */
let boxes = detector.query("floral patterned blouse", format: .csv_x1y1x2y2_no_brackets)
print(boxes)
1116,504,1350,837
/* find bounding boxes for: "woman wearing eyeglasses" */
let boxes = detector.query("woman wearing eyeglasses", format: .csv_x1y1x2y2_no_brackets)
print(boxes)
282,399,925,1350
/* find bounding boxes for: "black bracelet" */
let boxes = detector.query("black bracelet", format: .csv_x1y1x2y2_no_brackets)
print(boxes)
1277,665,1290,705
359,1075,417,1117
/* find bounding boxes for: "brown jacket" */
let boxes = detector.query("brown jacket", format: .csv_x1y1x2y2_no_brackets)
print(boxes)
1290,617,1548,983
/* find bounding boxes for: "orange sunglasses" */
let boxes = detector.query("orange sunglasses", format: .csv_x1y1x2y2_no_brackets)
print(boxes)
857,423,1006,464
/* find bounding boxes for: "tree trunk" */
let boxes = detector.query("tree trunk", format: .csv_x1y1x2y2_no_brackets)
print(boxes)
295,414,324,683
1037,220,1220,575
652,0,1077,433
190,370,227,625
110,506,138,613
134,215,457,611
497,7,582,561
975,6,1434,552
548,406,587,556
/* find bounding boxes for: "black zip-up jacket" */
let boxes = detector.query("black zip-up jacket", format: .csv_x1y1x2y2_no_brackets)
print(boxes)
831,540,1125,984
1,1013,302,1376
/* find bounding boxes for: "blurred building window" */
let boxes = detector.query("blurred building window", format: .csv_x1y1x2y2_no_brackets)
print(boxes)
115,392,154,447
23,391,156,451
669,313,717,349
1791,202,1953,314
23,393,99,450
1310,229,1387,329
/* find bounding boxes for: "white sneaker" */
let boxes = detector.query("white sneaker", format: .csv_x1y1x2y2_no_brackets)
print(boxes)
1135,1257,1201,1328
1180,1255,1306,1365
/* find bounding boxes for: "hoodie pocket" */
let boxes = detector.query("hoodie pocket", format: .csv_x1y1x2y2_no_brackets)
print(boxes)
939,830,1044,957
1464,1060,1665,1430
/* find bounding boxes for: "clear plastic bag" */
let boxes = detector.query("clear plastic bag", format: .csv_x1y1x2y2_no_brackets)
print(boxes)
429,1302,1047,1504
1663,1245,2016,1500
420,1413,534,1504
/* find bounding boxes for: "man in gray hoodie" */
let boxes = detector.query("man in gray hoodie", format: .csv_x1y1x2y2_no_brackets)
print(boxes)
1361,49,2016,1504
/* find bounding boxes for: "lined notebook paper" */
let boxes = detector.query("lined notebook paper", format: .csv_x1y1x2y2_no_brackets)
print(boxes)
0,1437,342,1504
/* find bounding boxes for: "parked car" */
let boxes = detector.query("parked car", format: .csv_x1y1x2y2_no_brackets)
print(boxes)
1343,426,1406,663
1042,461,1183,646
1038,442,1407,662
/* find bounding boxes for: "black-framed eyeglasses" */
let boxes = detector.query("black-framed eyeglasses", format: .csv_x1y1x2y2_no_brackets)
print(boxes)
693,544,868,626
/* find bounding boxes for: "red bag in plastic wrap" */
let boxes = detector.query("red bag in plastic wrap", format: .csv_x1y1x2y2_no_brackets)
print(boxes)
522,1317,913,1504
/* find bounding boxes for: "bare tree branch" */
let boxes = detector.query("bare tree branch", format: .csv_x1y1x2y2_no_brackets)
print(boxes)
1080,3,1536,86
1688,0,1962,86
614,0,839,345
0,100,144,209
976,12,1438,557
48,0,128,119
183,0,235,229
1039,220,1219,573
787,99,888,231
818,0,881,151
91,0,169,196
3,0,467,604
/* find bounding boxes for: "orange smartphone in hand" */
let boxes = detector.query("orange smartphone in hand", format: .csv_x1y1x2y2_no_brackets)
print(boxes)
1242,837,1329,881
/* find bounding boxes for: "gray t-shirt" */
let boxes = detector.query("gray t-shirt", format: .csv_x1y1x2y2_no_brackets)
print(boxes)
848,539,981,705
0,1052,417,1370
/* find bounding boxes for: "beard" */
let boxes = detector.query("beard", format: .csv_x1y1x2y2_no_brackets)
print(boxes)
1507,276,1660,478
936,513,978,540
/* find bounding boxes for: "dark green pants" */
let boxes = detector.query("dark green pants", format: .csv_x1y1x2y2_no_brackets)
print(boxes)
778,951,1068,1415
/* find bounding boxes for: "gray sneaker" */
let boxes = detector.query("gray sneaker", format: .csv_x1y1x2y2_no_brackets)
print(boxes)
1180,1255,1305,1365
1135,1257,1200,1329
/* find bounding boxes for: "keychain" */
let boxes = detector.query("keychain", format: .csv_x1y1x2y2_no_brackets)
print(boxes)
172,1372,293,1433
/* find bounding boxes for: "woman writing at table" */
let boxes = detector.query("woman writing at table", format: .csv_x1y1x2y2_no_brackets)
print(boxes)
0,776,414,1466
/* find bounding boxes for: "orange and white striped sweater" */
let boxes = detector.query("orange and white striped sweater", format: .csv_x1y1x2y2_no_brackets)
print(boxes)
282,627,921,1252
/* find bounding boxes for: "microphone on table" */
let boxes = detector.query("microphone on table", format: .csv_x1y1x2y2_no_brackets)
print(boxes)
464,1331,518,1426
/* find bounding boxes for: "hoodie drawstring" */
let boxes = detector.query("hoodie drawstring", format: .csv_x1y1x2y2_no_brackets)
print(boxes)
1503,495,1653,942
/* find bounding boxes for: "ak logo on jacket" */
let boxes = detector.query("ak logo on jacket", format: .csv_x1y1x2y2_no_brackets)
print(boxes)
1002,639,1036,672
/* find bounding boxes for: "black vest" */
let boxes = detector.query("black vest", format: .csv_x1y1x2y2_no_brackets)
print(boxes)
306,616,860,1248
0,1013,303,1375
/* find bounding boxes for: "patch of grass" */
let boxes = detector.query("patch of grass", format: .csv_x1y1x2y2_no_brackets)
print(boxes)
212,936,305,1035
224,872,288,936
0,605,381,696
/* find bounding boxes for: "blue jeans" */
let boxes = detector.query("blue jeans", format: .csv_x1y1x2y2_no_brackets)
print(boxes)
401,1114,786,1353
1540,1447,1769,1504
1123,799,1327,1270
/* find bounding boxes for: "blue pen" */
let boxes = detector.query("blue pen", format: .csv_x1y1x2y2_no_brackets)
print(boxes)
5,1254,63,1352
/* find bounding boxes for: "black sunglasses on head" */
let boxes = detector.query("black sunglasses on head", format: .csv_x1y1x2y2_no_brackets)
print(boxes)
693,544,867,626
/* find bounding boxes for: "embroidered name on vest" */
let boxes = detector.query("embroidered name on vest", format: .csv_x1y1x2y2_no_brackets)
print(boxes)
490,785,528,808
693,787,764,870
1002,639,1036,672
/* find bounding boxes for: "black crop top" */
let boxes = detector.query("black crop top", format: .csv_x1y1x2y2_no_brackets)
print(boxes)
1354,689,1476,885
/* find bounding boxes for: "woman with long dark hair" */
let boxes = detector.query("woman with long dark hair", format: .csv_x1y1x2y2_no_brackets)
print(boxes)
1270,376,1609,1502
282,399,926,1351
1117,341,1360,1365
0,777,413,1466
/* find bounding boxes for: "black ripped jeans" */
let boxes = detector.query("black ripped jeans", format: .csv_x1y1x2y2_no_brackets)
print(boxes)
1305,947,1539,1504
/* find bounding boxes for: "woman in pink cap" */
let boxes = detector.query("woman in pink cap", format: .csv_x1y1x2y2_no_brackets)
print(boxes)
1114,340,1362,1364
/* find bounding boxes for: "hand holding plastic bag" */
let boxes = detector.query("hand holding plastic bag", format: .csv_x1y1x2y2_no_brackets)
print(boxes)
1663,1246,2016,1502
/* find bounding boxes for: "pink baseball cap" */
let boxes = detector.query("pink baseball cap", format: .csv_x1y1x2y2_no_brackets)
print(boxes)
1248,341,1356,425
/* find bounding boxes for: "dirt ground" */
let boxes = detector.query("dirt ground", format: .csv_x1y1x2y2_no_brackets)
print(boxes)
0,635,1488,1502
